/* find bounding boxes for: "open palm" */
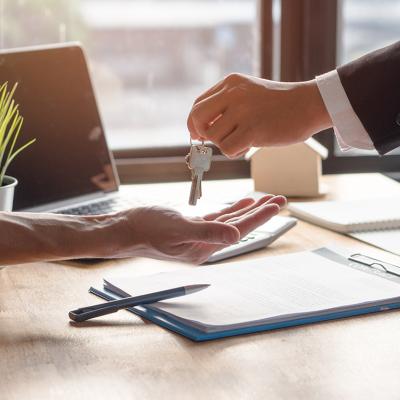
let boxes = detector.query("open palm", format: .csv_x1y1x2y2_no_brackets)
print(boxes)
122,195,286,264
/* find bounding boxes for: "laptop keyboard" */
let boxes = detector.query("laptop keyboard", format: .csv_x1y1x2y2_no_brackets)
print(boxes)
56,198,135,215
55,197,180,215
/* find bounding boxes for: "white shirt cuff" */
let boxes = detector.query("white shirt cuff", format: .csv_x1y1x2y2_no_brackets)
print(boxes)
316,70,375,151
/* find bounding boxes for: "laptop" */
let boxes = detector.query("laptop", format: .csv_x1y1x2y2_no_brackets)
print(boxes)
0,42,296,261
0,42,130,214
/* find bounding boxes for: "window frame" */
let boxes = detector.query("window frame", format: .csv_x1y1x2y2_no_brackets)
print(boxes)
280,0,400,175
113,145,250,183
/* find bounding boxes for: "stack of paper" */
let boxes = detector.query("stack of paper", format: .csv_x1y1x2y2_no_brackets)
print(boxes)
289,198,400,255
97,249,400,339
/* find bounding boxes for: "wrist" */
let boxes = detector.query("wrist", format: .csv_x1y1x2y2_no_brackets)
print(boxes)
81,212,132,259
41,213,131,260
299,79,333,136
44,213,121,260
87,208,148,259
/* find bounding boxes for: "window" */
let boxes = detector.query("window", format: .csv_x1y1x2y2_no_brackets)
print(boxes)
334,0,400,158
279,0,400,175
0,0,259,150
4,1,398,180
340,0,400,64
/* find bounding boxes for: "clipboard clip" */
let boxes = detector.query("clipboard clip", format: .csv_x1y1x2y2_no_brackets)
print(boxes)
349,253,400,278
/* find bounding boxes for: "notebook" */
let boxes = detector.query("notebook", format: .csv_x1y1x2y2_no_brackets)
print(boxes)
90,247,400,341
288,198,400,255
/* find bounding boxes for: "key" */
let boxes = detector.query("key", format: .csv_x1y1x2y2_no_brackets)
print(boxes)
187,144,212,199
189,168,203,206
189,173,200,206
192,145,212,199
186,144,212,206
186,155,198,205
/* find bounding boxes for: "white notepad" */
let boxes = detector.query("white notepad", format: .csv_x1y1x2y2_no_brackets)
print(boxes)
102,250,400,334
288,198,400,255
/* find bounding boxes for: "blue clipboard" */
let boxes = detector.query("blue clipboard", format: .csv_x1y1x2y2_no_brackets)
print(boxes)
89,247,400,342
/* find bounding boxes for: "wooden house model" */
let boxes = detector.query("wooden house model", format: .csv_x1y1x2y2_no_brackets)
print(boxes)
246,138,329,197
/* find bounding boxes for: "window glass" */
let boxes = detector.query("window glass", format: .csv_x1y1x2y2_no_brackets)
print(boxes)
0,0,258,149
336,0,400,156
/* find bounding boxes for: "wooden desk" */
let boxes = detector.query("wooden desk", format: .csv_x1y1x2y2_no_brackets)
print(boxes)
2,173,400,399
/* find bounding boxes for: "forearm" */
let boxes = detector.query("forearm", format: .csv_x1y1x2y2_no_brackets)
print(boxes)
0,212,127,265
336,41,400,154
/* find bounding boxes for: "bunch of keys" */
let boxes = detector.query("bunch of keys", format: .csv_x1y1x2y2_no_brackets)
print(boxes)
185,140,213,206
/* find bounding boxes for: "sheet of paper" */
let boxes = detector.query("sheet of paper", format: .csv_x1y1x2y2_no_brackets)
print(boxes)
106,251,400,330
351,230,400,256
289,197,400,228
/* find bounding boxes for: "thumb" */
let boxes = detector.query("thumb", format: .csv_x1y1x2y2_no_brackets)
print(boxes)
185,221,240,244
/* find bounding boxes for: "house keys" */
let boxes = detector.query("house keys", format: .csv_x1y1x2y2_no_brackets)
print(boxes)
186,141,212,206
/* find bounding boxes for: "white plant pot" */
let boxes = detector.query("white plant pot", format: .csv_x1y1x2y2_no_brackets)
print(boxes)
0,175,18,211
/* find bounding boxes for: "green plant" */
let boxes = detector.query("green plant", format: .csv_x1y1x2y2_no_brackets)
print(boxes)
0,82,36,186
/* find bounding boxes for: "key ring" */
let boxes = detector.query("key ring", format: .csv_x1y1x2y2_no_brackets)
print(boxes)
190,137,205,147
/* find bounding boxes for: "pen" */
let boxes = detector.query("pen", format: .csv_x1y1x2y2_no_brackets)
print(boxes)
69,284,210,322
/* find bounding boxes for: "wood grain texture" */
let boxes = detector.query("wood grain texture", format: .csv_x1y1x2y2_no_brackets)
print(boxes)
2,174,400,400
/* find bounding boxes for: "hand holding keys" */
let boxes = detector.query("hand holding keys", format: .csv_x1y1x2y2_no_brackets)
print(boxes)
186,141,213,206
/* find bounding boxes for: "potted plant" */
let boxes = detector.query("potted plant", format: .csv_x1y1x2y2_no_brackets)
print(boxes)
0,82,36,211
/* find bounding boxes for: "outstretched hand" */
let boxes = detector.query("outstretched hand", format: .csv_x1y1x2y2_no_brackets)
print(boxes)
114,195,286,264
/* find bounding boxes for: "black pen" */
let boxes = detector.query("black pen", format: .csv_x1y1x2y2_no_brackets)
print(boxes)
69,284,210,323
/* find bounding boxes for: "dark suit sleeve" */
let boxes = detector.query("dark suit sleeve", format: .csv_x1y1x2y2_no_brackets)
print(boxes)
337,41,400,155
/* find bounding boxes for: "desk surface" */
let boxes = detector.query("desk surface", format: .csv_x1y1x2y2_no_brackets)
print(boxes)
2,173,400,400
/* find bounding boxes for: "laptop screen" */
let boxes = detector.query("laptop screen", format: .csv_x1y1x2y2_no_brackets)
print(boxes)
0,44,118,211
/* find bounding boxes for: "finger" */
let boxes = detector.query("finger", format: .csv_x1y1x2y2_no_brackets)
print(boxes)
188,112,224,141
188,90,228,137
227,196,285,222
203,108,238,144
224,195,286,223
193,79,225,106
270,195,287,208
182,220,240,245
216,195,275,222
230,204,280,238
225,203,274,224
231,147,251,159
192,72,243,106
203,198,255,221
187,116,201,140
219,127,253,158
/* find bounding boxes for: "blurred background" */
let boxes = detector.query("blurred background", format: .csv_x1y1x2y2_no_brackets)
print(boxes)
1,0,400,179
1,0,258,149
